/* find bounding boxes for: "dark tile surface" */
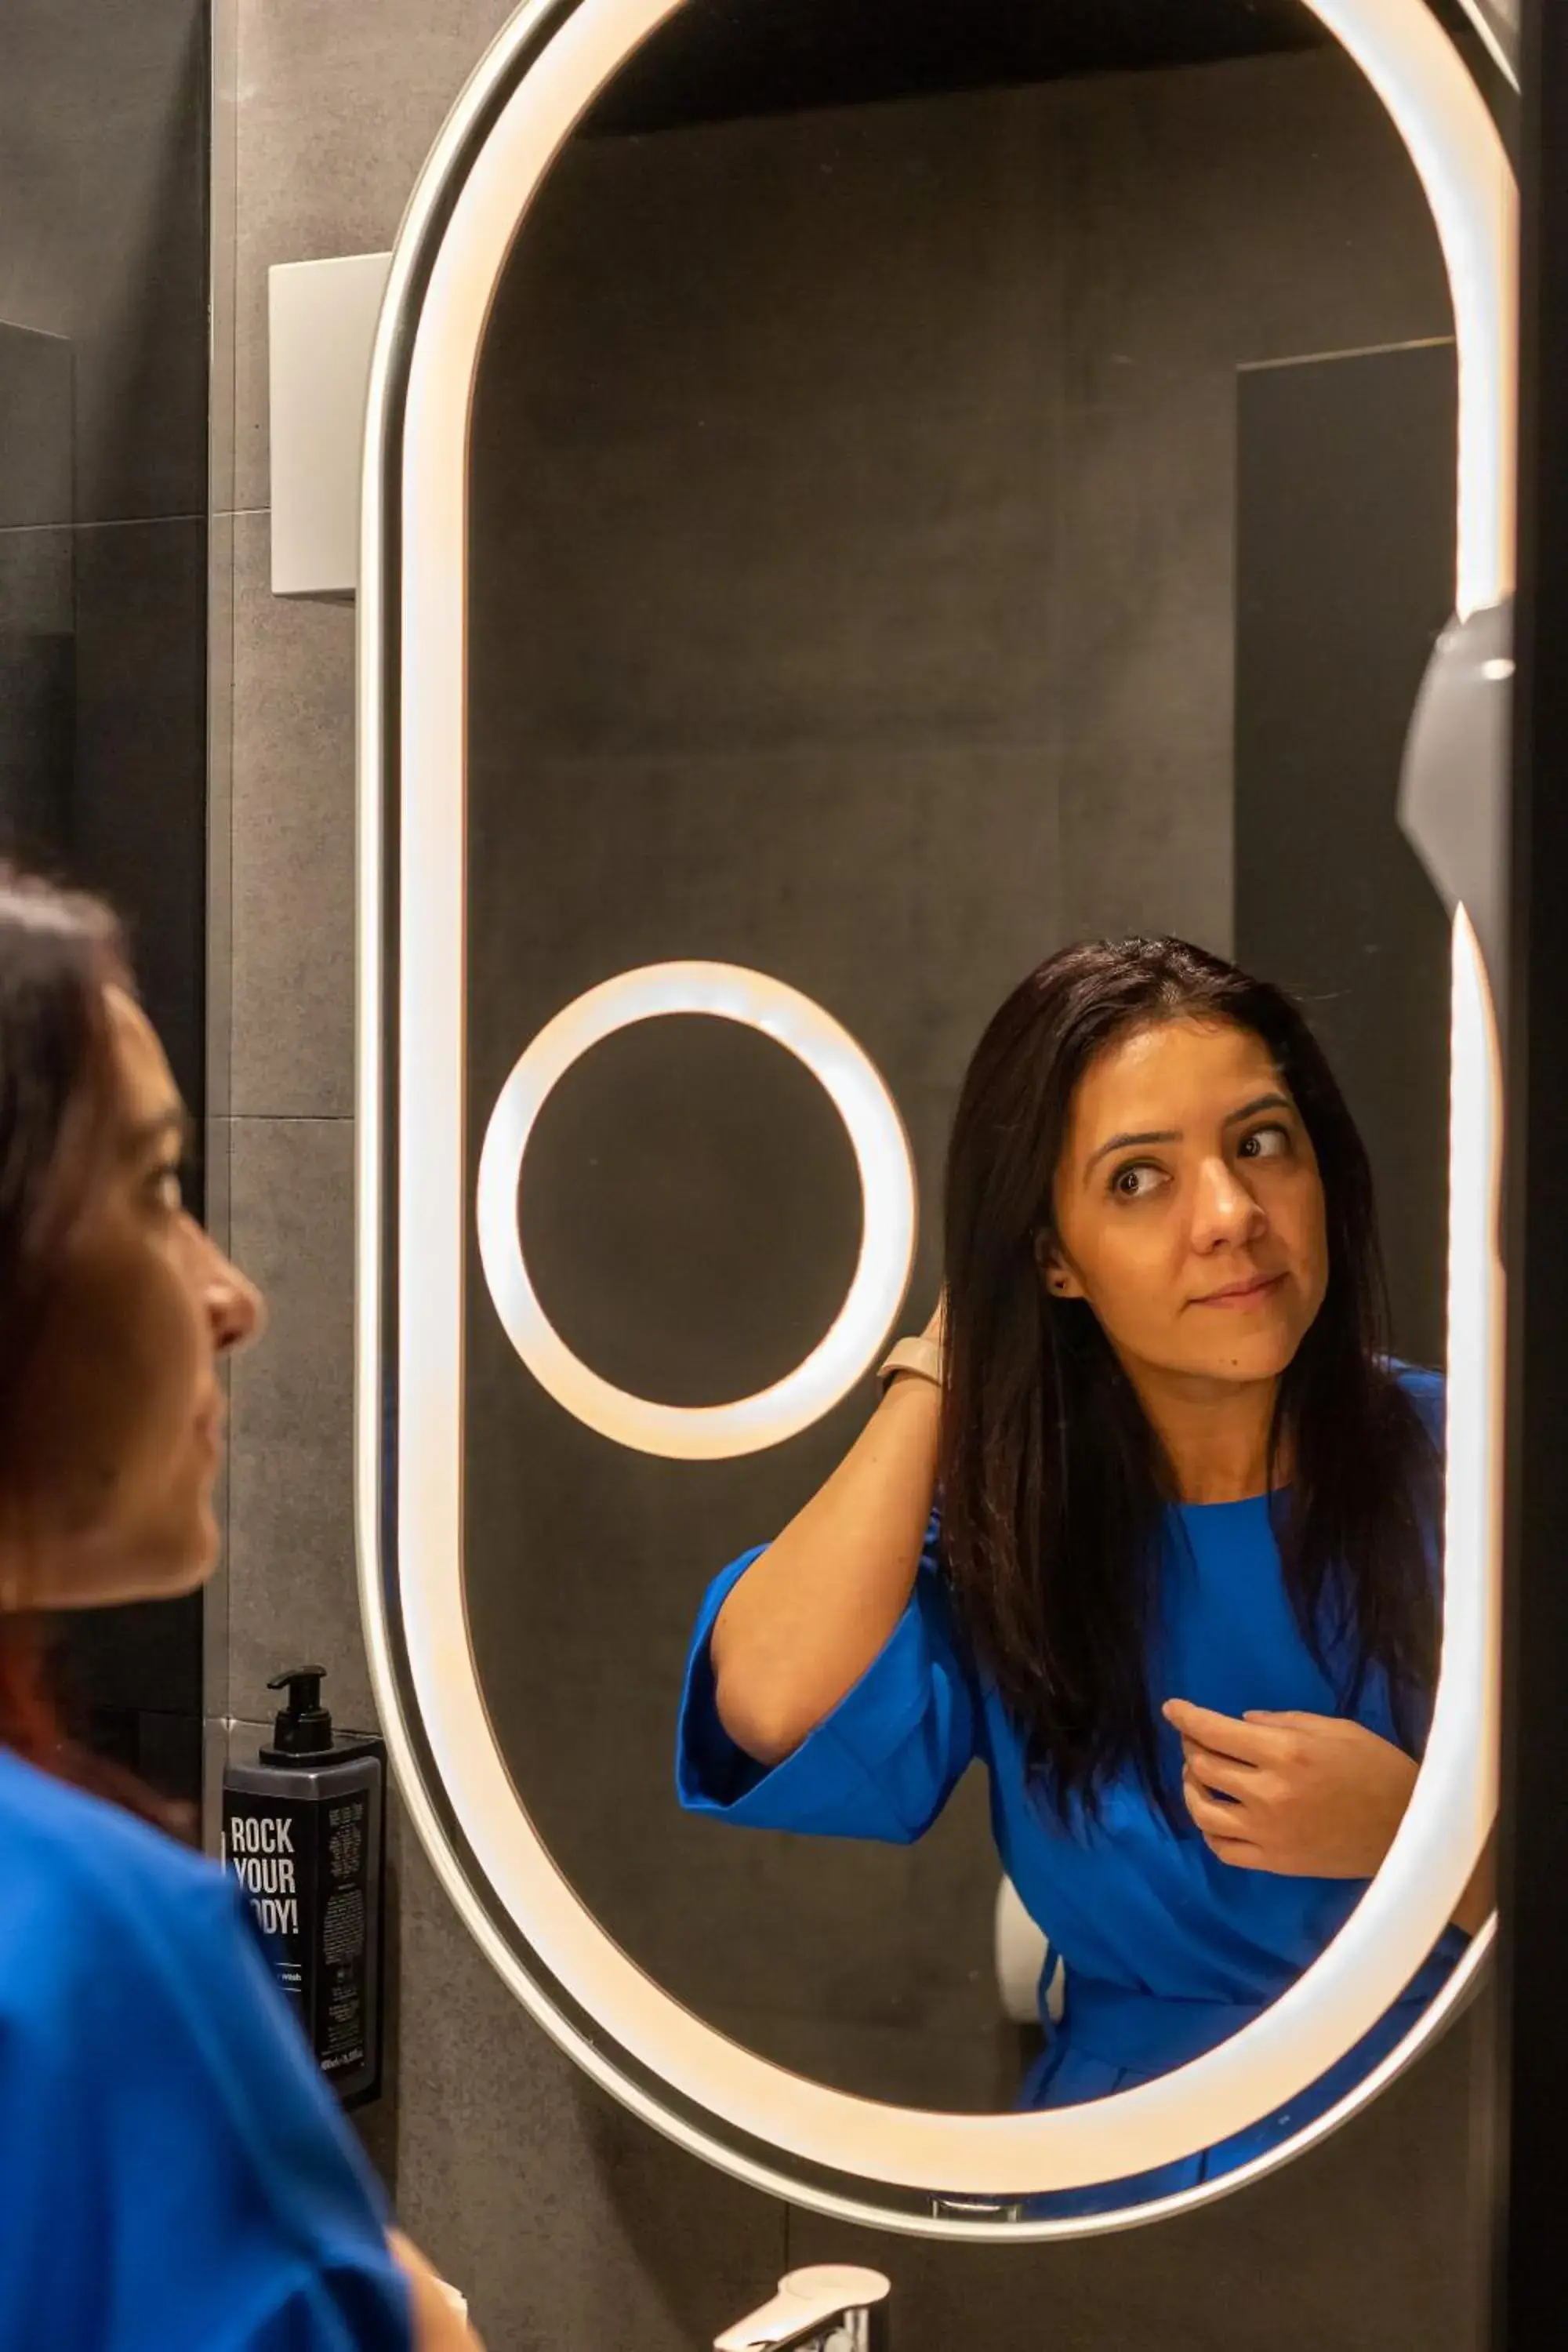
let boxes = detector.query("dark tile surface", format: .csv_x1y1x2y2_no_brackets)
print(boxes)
229,510,356,1117
0,524,72,862
1059,731,1233,953
206,506,236,1127
0,325,72,528
1235,342,1457,1370
0,522,72,634
0,0,208,524
473,88,1059,761
225,1116,370,1727
71,517,208,1128
60,1595,202,1729
1054,383,1238,767
464,743,1062,1142
1056,45,1451,405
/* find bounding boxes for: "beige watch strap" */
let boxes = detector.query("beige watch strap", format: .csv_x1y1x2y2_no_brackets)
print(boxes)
877,1334,944,1389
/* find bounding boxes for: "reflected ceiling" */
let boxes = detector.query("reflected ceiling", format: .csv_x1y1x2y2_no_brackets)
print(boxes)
583,0,1328,133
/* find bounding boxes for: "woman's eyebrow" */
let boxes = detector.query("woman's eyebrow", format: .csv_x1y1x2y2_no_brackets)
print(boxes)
1224,1091,1293,1126
1084,1092,1293,1176
1086,1127,1181,1174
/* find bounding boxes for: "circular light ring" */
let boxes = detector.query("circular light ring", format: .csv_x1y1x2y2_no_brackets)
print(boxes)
475,961,916,1461
358,0,1511,2231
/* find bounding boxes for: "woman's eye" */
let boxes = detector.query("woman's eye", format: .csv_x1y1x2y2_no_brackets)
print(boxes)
1110,1162,1164,1201
1238,1123,1290,1162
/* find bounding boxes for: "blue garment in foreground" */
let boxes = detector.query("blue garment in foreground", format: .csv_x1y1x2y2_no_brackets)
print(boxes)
0,1746,411,2352
677,1365,1465,2212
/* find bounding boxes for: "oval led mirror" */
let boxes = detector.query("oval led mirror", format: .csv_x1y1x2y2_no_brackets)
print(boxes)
357,0,1512,2235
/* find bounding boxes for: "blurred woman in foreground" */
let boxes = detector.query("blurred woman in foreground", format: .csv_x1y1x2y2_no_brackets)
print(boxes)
0,871,478,2350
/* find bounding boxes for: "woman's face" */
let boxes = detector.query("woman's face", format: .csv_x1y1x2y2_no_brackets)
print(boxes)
9,987,264,1609
1047,1016,1329,1394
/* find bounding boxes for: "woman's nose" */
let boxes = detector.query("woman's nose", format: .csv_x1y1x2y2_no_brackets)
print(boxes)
1190,1156,1265,1250
194,1224,267,1356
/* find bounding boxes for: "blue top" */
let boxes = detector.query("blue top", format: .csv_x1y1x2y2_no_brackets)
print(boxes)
0,1746,412,2351
677,1364,1464,2211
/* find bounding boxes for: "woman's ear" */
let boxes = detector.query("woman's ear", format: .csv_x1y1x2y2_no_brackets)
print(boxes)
1034,1232,1083,1301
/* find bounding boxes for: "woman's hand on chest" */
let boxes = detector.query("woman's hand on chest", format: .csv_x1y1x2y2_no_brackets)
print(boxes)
1160,1697,1419,1879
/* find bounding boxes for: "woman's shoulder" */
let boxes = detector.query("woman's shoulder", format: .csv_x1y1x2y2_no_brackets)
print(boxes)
0,1746,251,2041
0,1743,392,2197
0,1759,408,2346
0,1741,221,1904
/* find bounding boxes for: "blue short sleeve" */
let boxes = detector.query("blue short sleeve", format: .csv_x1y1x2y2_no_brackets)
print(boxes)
0,1755,412,2352
676,1514,978,1842
1396,1362,1446,1456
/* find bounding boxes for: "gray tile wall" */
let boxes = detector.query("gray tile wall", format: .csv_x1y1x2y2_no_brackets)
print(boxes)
212,11,1483,2346
0,0,208,528
0,0,211,1107
0,514,72,859
1050,49,1448,950
2,0,212,1769
0,325,71,530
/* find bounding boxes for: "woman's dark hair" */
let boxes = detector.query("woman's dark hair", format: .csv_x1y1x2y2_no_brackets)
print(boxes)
0,869,188,1833
938,935,1441,1823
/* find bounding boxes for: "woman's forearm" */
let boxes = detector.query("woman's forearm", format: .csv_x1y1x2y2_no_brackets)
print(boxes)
710,1374,942,1766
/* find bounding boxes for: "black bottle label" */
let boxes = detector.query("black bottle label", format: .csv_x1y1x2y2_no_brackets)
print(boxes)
223,1786,372,2082
318,1791,370,2078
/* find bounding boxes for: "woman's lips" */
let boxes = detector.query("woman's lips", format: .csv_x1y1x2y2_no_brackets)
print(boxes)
1192,1272,1287,1310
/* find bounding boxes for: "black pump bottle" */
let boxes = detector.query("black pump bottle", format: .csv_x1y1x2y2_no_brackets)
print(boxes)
221,1666,386,2107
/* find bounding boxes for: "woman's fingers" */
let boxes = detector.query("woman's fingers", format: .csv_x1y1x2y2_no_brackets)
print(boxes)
1182,1766,1248,1832
1163,1697,1279,1763
1177,1739,1256,1797
1182,1773,1265,1867
389,2232,485,2351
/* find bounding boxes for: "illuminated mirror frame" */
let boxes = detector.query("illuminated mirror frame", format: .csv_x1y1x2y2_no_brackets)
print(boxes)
357,0,1514,2236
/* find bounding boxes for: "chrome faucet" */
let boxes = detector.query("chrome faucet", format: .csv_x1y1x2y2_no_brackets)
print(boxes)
714,2264,891,2352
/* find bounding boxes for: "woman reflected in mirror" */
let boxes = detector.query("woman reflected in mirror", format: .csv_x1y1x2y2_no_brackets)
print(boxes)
677,935,1489,2210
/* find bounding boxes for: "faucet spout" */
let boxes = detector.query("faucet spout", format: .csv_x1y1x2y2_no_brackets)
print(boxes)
714,2263,891,2352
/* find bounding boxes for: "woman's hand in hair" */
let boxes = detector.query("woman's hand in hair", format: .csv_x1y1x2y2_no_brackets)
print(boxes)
709,1296,944,1766
1162,1700,1418,1882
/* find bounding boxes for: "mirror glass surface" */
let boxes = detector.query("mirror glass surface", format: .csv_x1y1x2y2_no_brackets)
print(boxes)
452,0,1480,2209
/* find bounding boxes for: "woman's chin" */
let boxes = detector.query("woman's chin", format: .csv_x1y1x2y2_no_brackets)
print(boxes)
1184,1324,1305,1384
89,1508,221,1608
174,1502,222,1594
